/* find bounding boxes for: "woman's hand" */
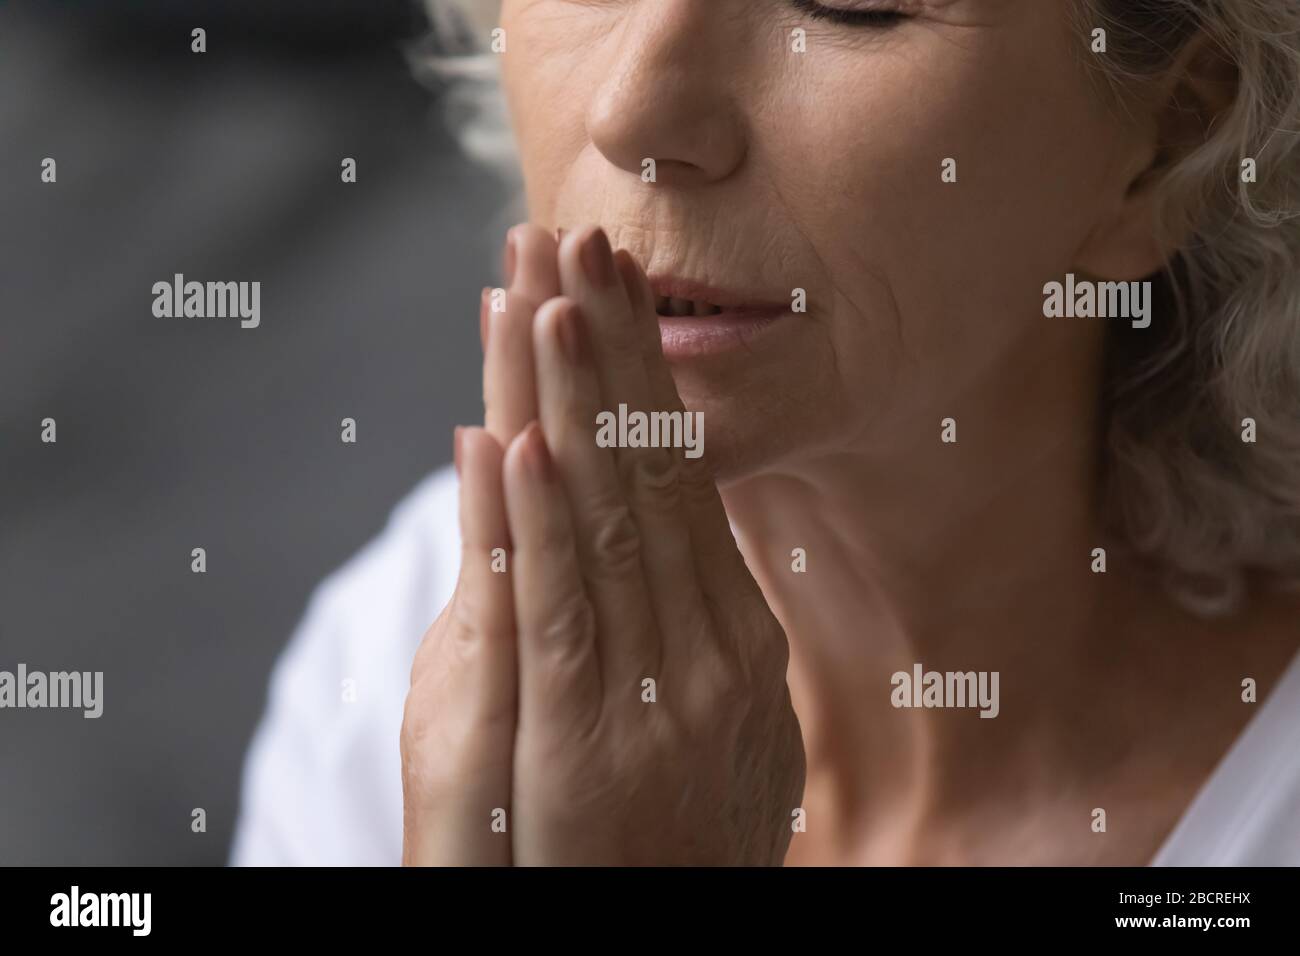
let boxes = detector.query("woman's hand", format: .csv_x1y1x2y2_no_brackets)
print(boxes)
402,225,805,865
400,226,562,866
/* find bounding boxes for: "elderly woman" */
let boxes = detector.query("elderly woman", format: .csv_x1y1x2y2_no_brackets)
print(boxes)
232,0,1300,866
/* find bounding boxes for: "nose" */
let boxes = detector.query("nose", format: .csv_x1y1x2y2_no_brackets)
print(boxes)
586,1,748,187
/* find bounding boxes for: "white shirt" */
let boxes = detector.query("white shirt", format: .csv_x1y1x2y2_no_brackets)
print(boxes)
230,466,1300,866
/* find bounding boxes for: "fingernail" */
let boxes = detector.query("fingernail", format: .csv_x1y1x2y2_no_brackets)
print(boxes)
523,423,554,482
503,228,519,286
479,287,492,353
557,304,589,365
580,228,615,289
453,426,465,477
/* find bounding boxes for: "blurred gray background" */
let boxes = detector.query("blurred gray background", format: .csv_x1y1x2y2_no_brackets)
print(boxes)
0,0,505,864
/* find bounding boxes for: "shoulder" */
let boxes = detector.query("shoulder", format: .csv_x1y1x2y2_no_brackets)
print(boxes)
1154,639,1300,866
230,466,461,866
284,465,462,688
308,464,462,637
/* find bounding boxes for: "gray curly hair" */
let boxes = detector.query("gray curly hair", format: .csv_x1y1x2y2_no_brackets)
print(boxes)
415,0,1300,617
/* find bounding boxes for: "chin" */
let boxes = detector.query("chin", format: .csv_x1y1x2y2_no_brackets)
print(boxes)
670,370,836,487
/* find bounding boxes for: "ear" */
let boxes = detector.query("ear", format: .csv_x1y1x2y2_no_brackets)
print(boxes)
1074,31,1238,281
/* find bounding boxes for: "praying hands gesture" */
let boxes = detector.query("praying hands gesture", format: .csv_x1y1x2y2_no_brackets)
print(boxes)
400,225,805,866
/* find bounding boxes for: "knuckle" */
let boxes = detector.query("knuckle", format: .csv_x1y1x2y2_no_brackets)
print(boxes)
447,593,507,658
585,502,642,575
538,592,595,643
401,668,509,773
641,702,688,755
532,595,597,666
410,607,451,680
699,647,751,707
400,688,451,773
680,646,752,730
619,445,680,507
400,693,441,755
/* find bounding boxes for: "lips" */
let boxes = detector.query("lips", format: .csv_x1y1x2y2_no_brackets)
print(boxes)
647,276,794,359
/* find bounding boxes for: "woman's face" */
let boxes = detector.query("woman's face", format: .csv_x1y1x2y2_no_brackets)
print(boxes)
499,0,1143,480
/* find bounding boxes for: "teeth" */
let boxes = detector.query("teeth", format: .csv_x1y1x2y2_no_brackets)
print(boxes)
656,294,722,317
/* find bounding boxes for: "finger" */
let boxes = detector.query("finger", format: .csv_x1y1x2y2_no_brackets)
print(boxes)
531,295,662,688
614,249,763,610
452,426,517,724
403,426,516,866
484,224,561,445
557,227,649,403
502,422,602,738
557,229,706,646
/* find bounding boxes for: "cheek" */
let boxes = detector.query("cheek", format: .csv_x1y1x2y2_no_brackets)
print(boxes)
500,10,606,221
768,33,1117,367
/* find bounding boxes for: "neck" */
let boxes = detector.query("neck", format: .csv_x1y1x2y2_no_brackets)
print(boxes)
720,340,1123,856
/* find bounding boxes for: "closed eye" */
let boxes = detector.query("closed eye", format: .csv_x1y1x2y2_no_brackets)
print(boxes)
790,0,909,28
